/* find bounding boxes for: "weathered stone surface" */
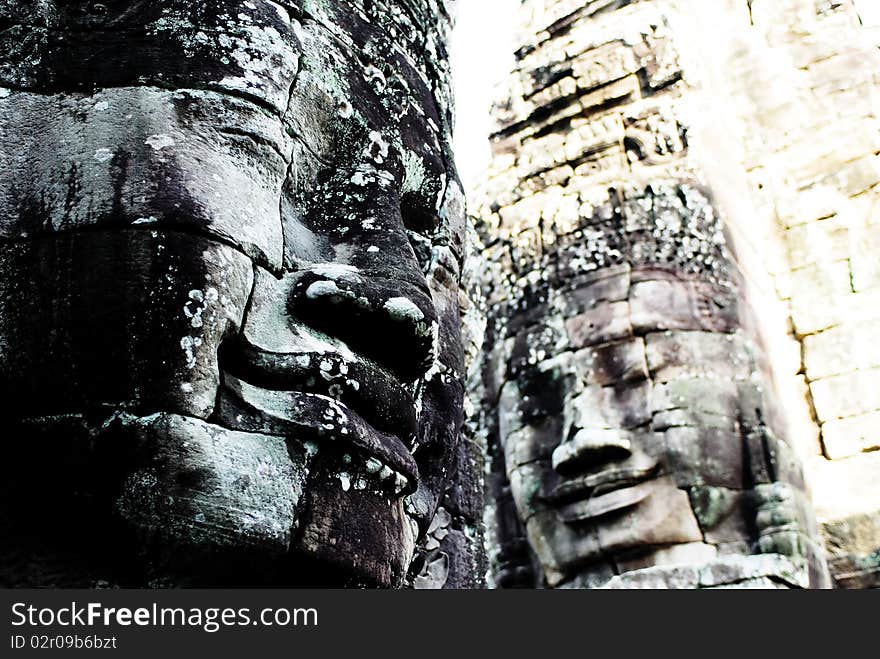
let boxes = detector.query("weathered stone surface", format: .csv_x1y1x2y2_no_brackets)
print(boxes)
502,417,564,475
664,427,746,490
0,231,253,420
808,452,880,522
850,224,880,292
114,413,305,583
595,476,704,553
558,265,631,317
523,509,602,587
0,88,292,267
822,411,880,459
630,278,739,336
568,381,652,430
478,0,831,589
652,378,740,420
297,470,416,588
790,260,856,335
575,338,649,386
564,300,632,348
811,368,880,422
688,486,751,545
0,0,478,588
803,320,880,381
785,214,850,269
822,510,880,589
603,553,809,589
615,543,718,576
645,331,754,382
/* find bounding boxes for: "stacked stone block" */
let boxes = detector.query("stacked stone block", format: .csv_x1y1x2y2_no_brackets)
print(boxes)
673,0,880,588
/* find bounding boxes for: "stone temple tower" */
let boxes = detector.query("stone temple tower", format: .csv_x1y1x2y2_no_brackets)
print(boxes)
476,0,880,588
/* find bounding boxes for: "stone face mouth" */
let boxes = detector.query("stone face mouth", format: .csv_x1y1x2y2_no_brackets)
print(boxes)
555,482,653,523
217,340,420,496
219,334,419,439
543,462,659,523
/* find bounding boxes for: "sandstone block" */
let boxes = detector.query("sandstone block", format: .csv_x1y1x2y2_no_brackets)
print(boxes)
821,411,880,459
811,368,880,422
565,300,633,348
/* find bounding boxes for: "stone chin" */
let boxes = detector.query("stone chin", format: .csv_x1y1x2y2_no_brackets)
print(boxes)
513,464,707,588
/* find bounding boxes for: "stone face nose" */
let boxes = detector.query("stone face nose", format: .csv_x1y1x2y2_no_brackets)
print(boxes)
286,262,439,383
281,147,441,383
551,428,633,476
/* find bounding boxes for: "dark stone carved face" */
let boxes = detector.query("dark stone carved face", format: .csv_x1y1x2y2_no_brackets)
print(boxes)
0,0,465,587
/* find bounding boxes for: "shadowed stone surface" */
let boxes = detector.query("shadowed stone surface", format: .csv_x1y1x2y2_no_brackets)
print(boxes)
0,0,482,589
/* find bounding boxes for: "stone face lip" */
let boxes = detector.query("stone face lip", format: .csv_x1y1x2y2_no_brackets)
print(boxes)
220,332,420,446
218,373,419,491
557,482,654,523
543,462,660,506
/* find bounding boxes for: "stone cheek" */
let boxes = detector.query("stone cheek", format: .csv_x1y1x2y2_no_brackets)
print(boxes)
0,231,254,420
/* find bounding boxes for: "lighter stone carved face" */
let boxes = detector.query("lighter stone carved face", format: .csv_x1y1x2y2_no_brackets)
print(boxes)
0,0,465,587
499,349,712,587
492,253,826,589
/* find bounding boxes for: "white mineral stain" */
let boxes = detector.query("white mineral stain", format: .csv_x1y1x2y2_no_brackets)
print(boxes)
384,297,424,322
184,290,206,329
180,336,203,369
402,150,427,195
337,100,354,118
306,280,340,299
94,101,110,112
311,263,361,280
367,131,390,163
145,134,177,150
290,325,357,362
93,148,114,163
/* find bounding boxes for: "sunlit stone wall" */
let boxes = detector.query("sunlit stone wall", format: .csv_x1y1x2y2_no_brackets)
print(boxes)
678,0,880,589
